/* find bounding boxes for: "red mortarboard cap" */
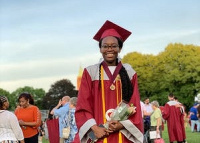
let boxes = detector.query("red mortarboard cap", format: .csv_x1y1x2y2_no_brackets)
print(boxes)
93,20,132,42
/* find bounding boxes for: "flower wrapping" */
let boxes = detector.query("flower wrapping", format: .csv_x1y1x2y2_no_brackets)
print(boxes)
104,101,135,128
88,101,135,142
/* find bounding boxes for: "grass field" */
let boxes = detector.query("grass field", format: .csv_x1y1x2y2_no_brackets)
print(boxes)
42,123,200,143
162,123,200,143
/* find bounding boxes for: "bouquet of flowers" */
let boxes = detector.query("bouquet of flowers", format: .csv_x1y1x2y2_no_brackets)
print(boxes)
88,101,135,142
103,101,135,128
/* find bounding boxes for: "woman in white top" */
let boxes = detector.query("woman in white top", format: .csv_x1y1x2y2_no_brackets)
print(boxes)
0,96,24,143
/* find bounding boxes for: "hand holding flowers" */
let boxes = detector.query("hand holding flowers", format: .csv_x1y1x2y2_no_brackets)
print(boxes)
88,101,136,142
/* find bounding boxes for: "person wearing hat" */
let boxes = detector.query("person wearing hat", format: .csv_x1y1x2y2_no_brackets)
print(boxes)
0,96,25,143
74,20,143,143
189,102,200,132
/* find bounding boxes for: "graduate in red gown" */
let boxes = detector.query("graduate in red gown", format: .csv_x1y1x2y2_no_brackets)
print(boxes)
162,93,186,143
73,20,144,143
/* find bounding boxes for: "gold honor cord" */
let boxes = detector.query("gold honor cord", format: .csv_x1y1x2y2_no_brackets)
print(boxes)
101,65,108,143
101,65,123,143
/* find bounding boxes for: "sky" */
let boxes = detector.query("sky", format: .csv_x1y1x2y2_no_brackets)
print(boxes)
0,0,200,93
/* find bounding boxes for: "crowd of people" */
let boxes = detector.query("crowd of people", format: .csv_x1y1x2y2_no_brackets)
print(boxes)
0,92,199,143
142,93,200,143
0,93,78,143
0,20,200,143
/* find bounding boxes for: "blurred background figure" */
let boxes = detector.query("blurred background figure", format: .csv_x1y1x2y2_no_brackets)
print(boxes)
0,95,25,143
144,97,153,115
143,97,153,136
38,120,45,143
50,96,70,143
162,93,186,143
43,118,49,140
150,101,162,143
189,103,200,132
15,92,41,143
64,97,78,143
197,104,200,131
183,105,189,129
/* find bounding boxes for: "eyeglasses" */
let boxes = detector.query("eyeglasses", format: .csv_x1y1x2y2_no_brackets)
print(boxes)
101,44,119,49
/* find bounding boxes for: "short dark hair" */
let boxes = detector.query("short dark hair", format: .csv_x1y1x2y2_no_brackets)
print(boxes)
168,93,174,98
144,97,149,101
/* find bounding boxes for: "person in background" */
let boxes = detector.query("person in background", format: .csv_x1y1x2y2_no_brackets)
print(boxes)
189,103,200,132
43,118,49,140
38,120,44,143
174,97,188,132
140,101,151,118
143,97,153,136
0,95,24,143
48,105,55,120
144,97,153,115
141,100,151,142
197,104,200,132
183,105,189,129
15,92,41,143
64,97,78,143
150,101,162,143
50,96,70,143
74,20,143,143
162,93,186,143
174,97,178,102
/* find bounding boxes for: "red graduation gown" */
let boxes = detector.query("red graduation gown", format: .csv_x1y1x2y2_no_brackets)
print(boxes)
74,62,143,143
162,101,186,142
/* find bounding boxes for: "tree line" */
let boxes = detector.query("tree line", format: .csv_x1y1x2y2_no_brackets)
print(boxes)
123,43,200,110
0,43,199,111
0,79,77,110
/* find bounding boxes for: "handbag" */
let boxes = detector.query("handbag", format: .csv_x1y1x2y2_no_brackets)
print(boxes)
62,126,70,139
154,138,165,143
62,110,71,139
149,131,160,139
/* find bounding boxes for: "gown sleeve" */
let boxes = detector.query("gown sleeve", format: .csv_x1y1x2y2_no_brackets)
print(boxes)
75,69,97,141
162,103,170,120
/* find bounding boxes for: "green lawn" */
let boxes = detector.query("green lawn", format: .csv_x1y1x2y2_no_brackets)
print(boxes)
162,123,200,143
42,124,200,143
42,138,49,143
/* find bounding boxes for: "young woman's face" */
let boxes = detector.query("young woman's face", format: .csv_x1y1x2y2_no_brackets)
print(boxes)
19,97,29,108
100,36,121,66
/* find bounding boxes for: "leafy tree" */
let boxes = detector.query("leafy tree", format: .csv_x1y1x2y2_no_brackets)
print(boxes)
122,43,200,109
11,86,46,109
42,79,77,109
122,52,159,98
156,43,200,108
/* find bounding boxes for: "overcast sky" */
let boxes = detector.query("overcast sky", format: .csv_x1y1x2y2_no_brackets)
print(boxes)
0,0,200,92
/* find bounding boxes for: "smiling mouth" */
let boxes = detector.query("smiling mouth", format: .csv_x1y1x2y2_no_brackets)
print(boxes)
106,53,114,57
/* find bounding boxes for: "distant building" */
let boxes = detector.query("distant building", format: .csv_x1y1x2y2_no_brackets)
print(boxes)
77,66,83,90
